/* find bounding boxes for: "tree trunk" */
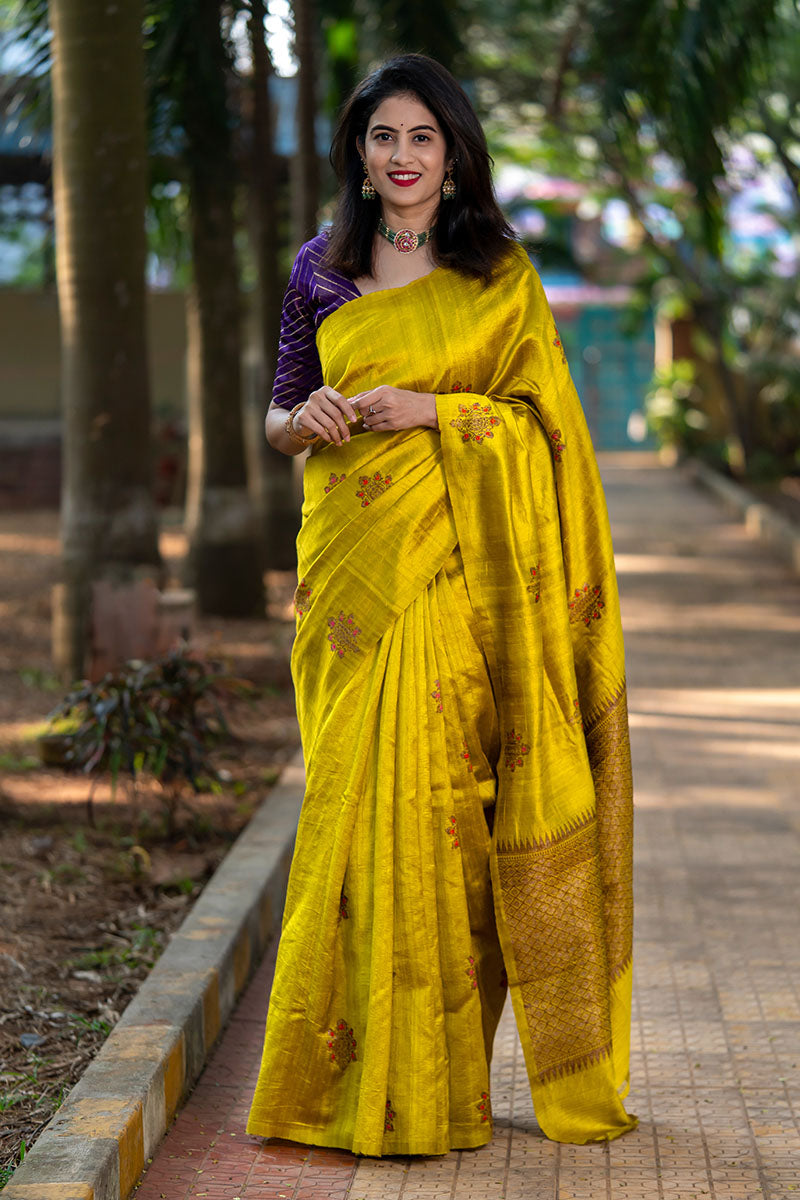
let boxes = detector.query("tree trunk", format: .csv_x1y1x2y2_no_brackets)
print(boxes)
180,0,264,616
248,0,300,569
291,0,320,246
49,0,160,680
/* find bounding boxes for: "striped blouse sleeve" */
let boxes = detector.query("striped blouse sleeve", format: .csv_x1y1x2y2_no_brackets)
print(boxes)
271,248,323,411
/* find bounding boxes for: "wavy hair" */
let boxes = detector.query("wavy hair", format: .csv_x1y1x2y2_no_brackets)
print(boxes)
324,54,515,281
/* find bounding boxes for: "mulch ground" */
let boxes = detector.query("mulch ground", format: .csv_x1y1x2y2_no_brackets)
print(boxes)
0,509,300,1187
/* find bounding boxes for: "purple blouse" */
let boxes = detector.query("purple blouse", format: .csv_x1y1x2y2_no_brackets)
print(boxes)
271,232,361,411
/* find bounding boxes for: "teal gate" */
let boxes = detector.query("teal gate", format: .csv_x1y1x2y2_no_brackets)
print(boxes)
548,295,655,451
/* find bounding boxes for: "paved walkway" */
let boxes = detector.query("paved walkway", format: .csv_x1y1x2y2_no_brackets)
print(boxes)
134,456,800,1200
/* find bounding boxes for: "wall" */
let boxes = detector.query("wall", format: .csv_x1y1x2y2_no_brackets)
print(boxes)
0,288,187,419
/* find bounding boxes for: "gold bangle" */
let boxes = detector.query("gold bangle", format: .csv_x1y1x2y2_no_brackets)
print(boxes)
285,402,320,447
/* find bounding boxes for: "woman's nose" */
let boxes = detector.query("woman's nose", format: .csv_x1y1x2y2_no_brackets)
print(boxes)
391,137,415,163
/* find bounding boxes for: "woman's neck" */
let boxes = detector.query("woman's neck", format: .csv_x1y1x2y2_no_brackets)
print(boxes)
380,200,438,232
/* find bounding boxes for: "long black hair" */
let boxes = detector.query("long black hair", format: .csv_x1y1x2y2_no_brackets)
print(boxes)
324,54,515,281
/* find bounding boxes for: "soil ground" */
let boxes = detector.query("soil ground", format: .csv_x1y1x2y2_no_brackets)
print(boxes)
0,509,299,1186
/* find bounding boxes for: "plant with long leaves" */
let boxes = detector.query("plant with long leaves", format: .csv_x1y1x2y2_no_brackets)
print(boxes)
46,648,254,832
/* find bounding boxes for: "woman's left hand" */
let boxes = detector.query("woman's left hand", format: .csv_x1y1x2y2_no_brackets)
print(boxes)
352,386,439,432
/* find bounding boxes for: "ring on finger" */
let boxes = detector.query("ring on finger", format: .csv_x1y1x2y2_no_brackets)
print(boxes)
368,405,376,415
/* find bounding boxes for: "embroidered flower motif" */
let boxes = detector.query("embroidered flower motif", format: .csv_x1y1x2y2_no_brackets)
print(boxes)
466,955,478,989
324,472,345,494
431,679,443,713
504,729,530,771
477,1091,490,1122
549,428,566,462
446,815,460,849
450,402,500,444
339,891,349,920
527,563,541,602
450,380,472,393
569,698,584,729
568,583,605,627
461,740,474,773
327,1019,357,1070
356,471,393,507
553,326,567,365
384,1099,395,1132
294,579,312,619
327,611,361,657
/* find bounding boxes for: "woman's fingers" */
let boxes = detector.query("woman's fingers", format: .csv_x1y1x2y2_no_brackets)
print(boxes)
319,396,352,443
350,388,383,416
302,387,356,444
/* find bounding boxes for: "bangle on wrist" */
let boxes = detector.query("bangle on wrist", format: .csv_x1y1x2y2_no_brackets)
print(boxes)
285,402,320,447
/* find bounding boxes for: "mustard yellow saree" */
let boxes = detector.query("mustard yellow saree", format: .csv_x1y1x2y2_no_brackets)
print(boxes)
247,243,636,1155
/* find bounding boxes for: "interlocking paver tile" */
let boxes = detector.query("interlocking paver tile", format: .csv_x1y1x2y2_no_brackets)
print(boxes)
134,460,800,1198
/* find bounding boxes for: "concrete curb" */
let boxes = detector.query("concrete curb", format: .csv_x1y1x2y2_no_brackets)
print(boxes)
686,458,800,577
3,754,304,1200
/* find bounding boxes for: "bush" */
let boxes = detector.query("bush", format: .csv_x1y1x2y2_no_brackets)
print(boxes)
44,649,254,831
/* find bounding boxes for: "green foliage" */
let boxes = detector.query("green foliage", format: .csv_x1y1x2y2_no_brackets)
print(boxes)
644,361,711,453
71,923,162,975
0,1137,25,1186
590,0,781,250
44,649,253,828
468,0,799,477
0,752,39,771
18,666,62,691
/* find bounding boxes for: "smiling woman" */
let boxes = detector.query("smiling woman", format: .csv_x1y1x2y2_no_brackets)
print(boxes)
247,53,637,1158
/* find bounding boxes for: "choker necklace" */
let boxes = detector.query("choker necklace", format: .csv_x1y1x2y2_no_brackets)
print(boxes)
377,218,434,255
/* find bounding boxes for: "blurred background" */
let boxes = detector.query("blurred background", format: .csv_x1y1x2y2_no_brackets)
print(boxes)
0,4,799,1186
0,0,798,663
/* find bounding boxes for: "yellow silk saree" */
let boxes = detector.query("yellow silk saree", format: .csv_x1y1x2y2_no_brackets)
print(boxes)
247,243,636,1155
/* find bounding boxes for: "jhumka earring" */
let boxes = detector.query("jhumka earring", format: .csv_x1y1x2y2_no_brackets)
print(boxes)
442,166,456,200
361,160,376,200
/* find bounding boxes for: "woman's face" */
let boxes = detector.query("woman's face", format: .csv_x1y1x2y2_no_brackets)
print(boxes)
359,92,450,220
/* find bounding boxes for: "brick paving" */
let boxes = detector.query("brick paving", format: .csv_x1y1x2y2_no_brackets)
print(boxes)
135,457,800,1200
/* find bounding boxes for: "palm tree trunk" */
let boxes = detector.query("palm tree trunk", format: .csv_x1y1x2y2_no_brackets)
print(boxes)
291,0,320,245
247,0,300,569
49,0,160,679
180,0,264,616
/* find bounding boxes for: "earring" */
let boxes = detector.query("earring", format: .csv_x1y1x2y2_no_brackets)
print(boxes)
361,160,376,201
442,166,456,200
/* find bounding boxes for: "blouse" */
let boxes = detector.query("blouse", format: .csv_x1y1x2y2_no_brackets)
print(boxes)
272,232,361,411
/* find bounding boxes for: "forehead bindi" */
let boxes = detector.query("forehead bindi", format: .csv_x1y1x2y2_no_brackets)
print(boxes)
367,95,440,135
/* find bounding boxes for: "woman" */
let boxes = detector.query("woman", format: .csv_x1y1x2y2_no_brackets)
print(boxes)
247,53,636,1156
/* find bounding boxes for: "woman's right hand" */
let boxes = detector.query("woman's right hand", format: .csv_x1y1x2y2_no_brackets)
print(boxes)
295,386,358,447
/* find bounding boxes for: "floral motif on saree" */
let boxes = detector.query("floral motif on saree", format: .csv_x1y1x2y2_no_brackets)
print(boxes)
528,563,541,600
294,579,312,619
247,243,636,1156
569,583,605,626
466,955,478,988
327,1020,357,1069
324,471,345,493
326,611,360,657
503,729,530,771
355,470,393,506
550,428,566,460
449,401,500,443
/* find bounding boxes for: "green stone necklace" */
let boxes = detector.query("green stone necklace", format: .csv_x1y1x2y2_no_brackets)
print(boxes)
377,218,435,255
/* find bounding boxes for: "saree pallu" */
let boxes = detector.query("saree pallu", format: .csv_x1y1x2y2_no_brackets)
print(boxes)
247,244,637,1154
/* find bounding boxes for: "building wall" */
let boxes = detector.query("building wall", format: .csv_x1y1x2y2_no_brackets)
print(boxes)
0,288,187,419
